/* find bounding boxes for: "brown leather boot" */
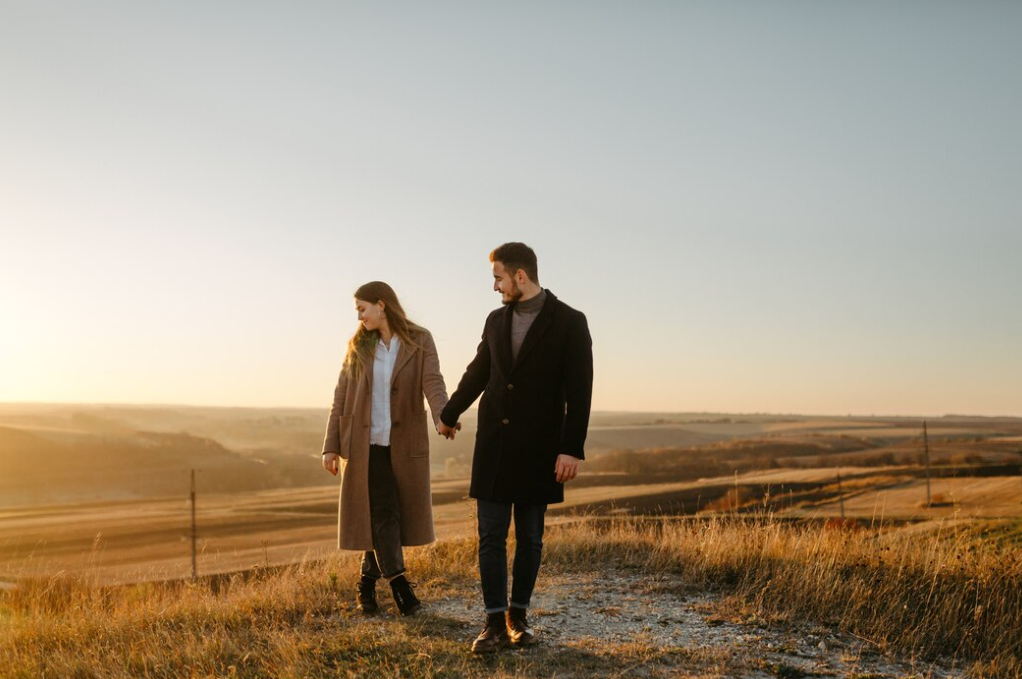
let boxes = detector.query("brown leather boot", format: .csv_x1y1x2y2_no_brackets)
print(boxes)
471,612,510,654
506,607,537,647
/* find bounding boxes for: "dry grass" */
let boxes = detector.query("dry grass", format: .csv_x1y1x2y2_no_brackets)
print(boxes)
1,516,1020,678
540,515,1022,676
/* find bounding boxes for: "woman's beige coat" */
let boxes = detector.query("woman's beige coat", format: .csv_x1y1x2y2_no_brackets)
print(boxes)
321,329,448,550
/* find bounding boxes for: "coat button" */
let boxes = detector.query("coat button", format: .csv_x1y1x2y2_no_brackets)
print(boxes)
507,383,514,390
394,422,401,427
502,418,510,425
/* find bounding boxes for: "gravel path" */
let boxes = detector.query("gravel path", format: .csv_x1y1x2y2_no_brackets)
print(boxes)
422,570,966,678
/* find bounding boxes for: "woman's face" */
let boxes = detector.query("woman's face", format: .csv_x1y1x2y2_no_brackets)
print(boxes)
355,298,386,331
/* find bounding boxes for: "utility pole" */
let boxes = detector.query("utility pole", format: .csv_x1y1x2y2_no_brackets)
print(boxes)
923,421,932,507
190,469,198,581
837,470,846,519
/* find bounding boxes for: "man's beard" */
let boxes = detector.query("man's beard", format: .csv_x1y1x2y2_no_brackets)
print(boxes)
501,279,523,305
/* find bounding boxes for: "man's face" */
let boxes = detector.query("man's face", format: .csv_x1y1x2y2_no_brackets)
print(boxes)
492,261,522,305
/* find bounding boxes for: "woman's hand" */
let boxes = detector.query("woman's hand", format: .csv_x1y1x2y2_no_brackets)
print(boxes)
322,453,340,476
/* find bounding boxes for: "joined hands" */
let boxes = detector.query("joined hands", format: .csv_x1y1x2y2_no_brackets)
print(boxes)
437,421,462,440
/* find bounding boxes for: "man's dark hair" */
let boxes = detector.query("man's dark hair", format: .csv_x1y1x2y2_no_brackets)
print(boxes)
489,242,539,284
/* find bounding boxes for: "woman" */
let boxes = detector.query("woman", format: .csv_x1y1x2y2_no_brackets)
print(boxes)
321,281,456,616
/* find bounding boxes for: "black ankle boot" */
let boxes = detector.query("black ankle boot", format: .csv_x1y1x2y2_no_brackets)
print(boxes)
356,575,378,614
389,575,421,616
471,611,510,654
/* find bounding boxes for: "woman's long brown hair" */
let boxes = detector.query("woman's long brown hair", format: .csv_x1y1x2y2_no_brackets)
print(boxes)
343,281,423,378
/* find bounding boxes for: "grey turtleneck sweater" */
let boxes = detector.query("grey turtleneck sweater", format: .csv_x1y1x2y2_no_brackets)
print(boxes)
511,288,548,363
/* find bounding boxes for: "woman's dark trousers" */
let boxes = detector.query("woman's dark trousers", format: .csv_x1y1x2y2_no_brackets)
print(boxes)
360,444,405,579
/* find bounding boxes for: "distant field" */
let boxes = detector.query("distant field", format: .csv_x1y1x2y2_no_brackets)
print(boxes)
1,404,1020,586
3,465,1020,586
800,476,1022,520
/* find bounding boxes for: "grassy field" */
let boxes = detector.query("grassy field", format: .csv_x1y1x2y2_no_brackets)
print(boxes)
2,405,1021,676
1,515,1020,678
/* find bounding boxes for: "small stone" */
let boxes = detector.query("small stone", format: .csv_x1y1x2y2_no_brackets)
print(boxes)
817,640,827,652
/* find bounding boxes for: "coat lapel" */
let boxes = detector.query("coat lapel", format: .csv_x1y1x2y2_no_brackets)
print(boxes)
391,338,416,386
496,306,514,377
510,291,557,375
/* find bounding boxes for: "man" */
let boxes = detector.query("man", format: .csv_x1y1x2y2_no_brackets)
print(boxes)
438,242,593,653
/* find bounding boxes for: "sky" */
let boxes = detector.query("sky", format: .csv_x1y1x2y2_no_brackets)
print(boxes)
1,1,1020,417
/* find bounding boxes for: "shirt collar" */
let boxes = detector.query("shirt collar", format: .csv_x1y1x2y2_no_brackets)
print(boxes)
376,335,398,353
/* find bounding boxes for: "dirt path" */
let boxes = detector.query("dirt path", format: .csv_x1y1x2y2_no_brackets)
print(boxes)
391,570,966,678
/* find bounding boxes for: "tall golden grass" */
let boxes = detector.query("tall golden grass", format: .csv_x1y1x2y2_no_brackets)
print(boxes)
1,515,1019,678
538,515,1021,677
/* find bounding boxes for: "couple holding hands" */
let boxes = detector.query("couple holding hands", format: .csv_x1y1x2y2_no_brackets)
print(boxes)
320,241,593,653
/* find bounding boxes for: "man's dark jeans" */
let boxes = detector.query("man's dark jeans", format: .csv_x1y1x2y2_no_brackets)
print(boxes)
476,499,547,613
360,444,405,580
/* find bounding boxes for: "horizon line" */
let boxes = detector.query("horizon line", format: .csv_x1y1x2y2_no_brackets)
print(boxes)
1,400,1019,421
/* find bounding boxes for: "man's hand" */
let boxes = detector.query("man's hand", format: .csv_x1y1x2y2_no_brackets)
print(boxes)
437,421,462,439
554,454,581,483
322,453,339,476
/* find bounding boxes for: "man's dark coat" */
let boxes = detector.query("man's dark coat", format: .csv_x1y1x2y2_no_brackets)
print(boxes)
440,290,593,504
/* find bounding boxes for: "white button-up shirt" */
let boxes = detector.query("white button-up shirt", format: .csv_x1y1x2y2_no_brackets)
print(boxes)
370,335,399,446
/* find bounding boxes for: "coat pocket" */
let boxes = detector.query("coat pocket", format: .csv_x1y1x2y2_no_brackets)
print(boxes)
338,414,353,459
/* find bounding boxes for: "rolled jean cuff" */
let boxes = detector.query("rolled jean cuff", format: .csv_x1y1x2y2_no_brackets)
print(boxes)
484,605,508,614
509,601,529,610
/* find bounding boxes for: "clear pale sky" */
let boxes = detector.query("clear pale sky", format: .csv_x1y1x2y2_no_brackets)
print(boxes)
1,2,1020,417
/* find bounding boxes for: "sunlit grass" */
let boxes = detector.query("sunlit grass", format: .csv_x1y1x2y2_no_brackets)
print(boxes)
2,515,1019,678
